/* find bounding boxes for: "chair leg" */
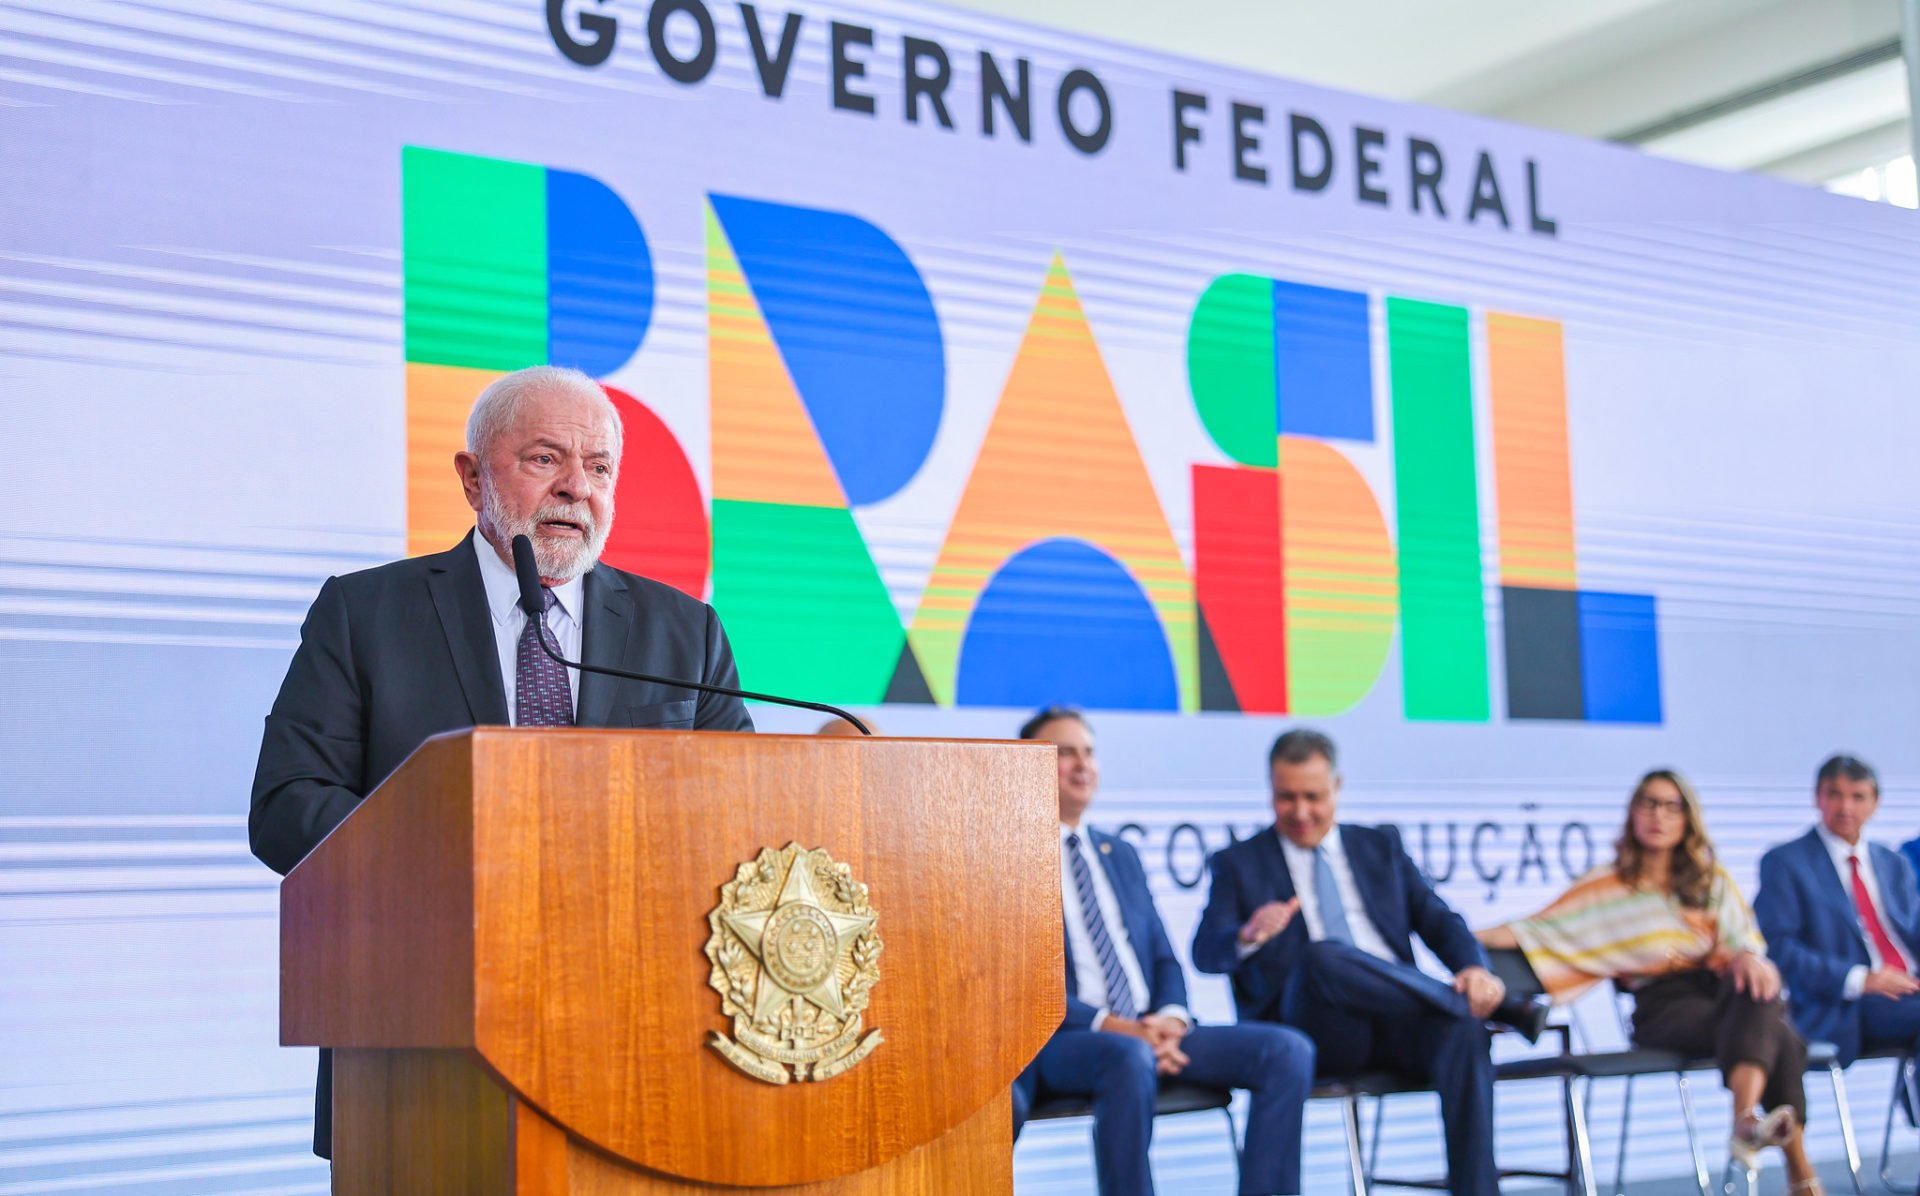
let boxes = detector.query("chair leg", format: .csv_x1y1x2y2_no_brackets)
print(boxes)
1879,1054,1920,1196
1676,1072,1711,1196
1566,1075,1599,1196
1718,1157,1758,1196
1367,1092,1384,1178
1819,1060,1865,1196
1613,1074,1634,1196
1342,1095,1370,1196
1220,1101,1241,1178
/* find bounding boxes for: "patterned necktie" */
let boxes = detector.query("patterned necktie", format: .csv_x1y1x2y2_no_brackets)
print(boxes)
1851,855,1911,972
1065,833,1138,1020
1314,846,1355,945
515,587,575,727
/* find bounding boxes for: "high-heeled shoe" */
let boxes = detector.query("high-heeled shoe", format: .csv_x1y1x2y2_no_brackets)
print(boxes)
1730,1105,1795,1169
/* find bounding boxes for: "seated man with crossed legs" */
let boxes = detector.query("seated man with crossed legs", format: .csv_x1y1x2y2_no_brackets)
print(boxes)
1191,729,1544,1196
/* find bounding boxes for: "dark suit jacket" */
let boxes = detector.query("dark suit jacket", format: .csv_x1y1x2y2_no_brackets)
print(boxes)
1754,827,1920,1064
1061,828,1189,1031
1189,823,1485,1024
249,532,752,1152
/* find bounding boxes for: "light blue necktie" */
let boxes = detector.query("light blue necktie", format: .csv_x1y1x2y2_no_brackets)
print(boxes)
1313,845,1354,945
1066,833,1139,1019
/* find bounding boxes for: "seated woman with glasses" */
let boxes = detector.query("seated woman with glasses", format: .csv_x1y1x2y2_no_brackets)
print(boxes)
1479,770,1817,1193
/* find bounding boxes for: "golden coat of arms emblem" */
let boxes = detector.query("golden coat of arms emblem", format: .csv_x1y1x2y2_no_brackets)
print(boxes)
704,843,884,1084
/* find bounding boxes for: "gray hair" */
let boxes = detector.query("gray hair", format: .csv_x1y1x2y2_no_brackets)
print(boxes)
1269,728,1337,771
465,365,623,460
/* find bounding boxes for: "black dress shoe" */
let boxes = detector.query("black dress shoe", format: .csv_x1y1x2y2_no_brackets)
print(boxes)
1489,995,1549,1044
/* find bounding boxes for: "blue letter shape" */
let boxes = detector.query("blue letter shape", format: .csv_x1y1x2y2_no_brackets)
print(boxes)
1275,279,1373,442
1577,591,1662,724
709,193,944,506
956,539,1178,711
547,168,652,377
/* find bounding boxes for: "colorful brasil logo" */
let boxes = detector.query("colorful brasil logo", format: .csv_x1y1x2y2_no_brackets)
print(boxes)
401,146,1661,724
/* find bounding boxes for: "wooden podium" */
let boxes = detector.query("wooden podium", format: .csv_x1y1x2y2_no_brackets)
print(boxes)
280,729,1063,1194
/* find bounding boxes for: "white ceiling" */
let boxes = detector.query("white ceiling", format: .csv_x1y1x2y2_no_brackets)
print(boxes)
937,0,1910,180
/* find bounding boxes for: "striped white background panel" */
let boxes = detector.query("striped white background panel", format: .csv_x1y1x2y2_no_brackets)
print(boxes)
7,0,1920,1192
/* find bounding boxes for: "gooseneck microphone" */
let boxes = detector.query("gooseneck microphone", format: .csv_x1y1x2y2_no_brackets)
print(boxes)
509,534,872,735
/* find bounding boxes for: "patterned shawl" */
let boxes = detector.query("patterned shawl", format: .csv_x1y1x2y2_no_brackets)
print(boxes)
1507,863,1766,1004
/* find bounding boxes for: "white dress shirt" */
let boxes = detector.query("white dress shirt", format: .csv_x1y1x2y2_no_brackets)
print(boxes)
473,533,584,722
1814,823,1916,999
1279,825,1398,963
1059,824,1190,1031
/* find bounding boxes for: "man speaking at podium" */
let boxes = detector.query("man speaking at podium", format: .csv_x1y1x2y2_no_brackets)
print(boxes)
249,365,752,1156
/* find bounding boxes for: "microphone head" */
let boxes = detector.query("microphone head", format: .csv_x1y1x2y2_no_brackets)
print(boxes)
509,535,545,616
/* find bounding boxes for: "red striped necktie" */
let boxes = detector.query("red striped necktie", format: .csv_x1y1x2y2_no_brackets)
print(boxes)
1850,854,1911,972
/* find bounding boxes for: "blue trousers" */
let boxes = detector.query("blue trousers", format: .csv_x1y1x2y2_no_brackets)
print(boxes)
1012,1020,1315,1196
1862,993,1920,1120
1861,990,1920,1049
1279,941,1497,1196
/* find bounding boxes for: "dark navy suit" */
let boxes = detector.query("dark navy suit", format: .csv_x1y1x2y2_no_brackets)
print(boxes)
1014,828,1314,1196
1191,824,1497,1196
1756,828,1920,1065
250,532,752,1156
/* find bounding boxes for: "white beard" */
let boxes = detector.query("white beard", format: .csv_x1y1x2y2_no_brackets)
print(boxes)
481,480,612,582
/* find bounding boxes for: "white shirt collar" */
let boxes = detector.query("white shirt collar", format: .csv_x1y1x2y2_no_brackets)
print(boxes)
1815,822,1868,867
472,532,583,627
1279,823,1345,862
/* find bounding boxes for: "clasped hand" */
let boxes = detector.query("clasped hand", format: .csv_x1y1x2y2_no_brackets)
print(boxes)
1864,967,1920,999
1108,1013,1191,1074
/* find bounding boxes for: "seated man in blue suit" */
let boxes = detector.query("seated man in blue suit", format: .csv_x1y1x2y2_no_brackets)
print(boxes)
1012,707,1315,1196
1756,755,1920,1088
1191,729,1542,1196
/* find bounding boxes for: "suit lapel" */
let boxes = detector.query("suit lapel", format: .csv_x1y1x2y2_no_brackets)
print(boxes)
1259,826,1298,903
426,533,509,726
1800,830,1871,962
1340,827,1393,941
1870,843,1920,959
576,566,633,728
1801,829,1855,914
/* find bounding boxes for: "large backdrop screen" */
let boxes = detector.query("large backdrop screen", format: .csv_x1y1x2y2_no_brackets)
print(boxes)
4,0,1919,1190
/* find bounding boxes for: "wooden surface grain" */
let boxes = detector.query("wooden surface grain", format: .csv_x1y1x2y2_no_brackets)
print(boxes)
331,1048,512,1195
330,1050,1009,1196
568,1091,1013,1195
517,1096,572,1196
283,730,1062,1190
281,733,475,1047
470,730,1061,1186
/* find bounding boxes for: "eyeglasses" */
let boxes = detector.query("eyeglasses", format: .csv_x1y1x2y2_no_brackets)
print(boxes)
1631,795,1685,818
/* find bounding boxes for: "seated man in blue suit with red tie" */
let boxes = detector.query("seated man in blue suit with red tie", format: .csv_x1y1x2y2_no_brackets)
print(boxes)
1011,707,1315,1196
1190,729,1544,1196
1755,755,1920,1088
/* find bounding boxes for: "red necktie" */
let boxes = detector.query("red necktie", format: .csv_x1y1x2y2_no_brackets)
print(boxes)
1850,855,1910,972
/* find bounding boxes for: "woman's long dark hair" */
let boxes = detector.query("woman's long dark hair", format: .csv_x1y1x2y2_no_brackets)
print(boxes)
1613,769,1716,909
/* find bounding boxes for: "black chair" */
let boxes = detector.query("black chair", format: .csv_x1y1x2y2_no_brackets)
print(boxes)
1595,982,1901,1196
1318,948,1606,1196
1313,1069,1438,1195
1877,1047,1920,1196
1025,1079,1240,1182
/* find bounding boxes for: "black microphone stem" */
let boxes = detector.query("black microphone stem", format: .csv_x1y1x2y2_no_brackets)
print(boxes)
532,621,872,735
508,533,870,735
